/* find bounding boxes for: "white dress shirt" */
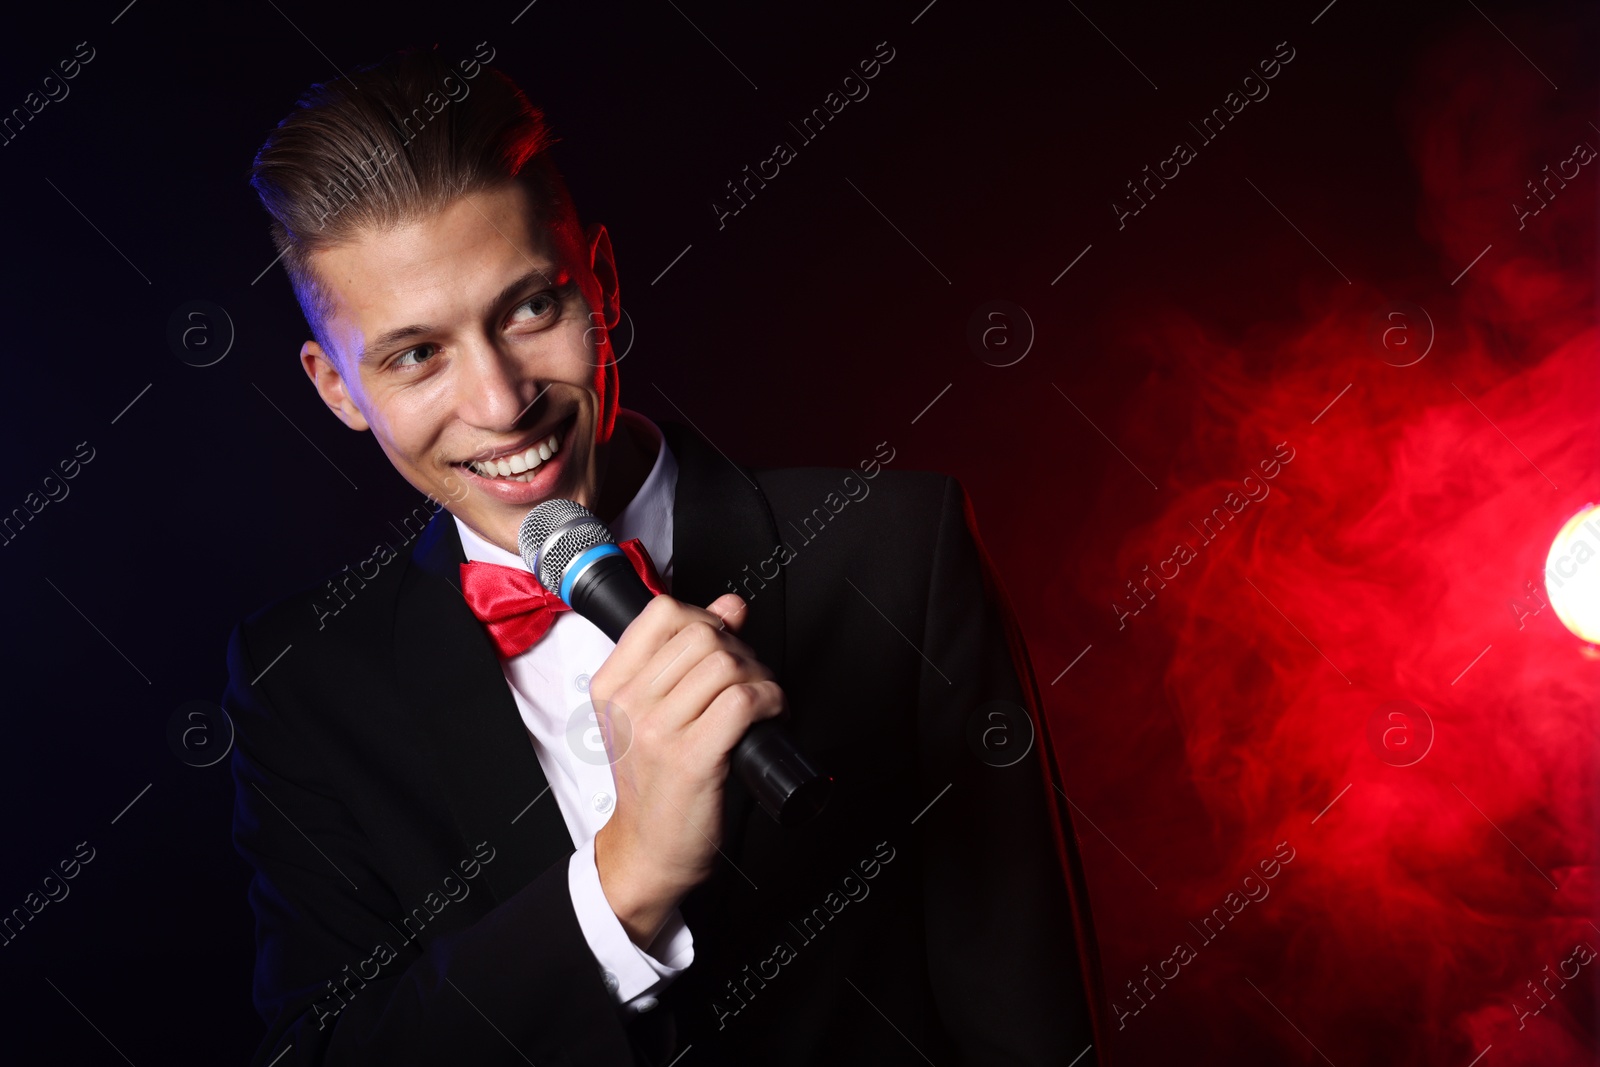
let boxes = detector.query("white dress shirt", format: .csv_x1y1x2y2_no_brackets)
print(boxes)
453,407,693,1016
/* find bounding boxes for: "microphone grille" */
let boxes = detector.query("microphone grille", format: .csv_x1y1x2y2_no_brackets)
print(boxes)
518,499,615,594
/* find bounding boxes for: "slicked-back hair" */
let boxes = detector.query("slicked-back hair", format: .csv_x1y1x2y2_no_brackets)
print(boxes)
249,46,579,360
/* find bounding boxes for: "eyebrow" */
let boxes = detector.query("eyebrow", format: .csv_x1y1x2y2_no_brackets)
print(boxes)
355,265,564,366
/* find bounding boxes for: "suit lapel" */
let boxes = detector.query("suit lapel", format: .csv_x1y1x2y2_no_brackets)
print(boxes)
396,512,575,906
392,416,788,907
658,418,788,842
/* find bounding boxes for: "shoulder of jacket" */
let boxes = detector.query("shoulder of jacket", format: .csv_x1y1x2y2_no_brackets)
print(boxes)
231,537,415,657
753,463,953,509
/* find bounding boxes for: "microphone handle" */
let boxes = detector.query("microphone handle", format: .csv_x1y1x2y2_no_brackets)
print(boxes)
569,551,833,826
569,551,658,644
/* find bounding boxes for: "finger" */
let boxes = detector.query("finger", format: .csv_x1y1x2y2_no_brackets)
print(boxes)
639,611,768,707
597,595,733,687
705,592,750,633
639,620,735,704
687,679,787,756
650,644,774,735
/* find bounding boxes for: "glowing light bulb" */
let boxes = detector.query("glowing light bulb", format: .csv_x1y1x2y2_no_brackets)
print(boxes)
1545,503,1600,644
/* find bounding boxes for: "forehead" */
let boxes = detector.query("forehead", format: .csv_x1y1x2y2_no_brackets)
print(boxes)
311,182,577,364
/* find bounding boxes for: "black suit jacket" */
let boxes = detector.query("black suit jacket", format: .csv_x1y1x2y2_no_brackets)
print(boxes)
226,419,1106,1066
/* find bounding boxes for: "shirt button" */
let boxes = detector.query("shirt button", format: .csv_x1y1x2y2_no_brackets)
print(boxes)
601,970,619,994
593,791,614,814
634,996,658,1012
574,672,591,693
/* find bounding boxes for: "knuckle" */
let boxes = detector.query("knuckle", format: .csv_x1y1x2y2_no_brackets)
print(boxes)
731,679,782,718
635,596,676,633
754,679,785,714
688,619,723,649
634,715,667,749
722,683,759,716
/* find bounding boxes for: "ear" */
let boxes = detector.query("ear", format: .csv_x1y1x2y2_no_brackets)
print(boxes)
585,222,621,330
301,341,370,431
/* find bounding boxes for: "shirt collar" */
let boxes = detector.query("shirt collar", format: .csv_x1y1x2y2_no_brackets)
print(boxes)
453,408,677,583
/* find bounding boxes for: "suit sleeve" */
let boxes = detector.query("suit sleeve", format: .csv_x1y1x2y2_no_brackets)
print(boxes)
225,620,643,1067
915,475,1110,1066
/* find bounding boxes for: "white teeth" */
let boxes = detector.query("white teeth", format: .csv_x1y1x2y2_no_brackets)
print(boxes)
467,429,563,479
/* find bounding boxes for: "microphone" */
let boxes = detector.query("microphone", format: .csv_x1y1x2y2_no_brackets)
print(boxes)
519,499,833,827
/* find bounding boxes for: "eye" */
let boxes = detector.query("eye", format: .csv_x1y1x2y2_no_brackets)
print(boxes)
508,291,560,327
393,344,437,368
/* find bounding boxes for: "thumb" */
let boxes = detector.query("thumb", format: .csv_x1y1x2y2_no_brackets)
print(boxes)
706,592,750,633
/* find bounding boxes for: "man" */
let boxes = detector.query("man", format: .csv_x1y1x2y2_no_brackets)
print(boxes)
229,45,1104,1065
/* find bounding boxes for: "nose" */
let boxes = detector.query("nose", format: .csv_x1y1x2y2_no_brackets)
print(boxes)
455,337,540,433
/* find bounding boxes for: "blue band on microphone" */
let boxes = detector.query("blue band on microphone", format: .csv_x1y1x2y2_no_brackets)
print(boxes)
560,543,626,604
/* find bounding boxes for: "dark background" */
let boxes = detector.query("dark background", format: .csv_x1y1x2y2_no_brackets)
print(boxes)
1,0,1596,1063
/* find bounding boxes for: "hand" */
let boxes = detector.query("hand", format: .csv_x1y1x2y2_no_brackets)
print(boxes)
588,592,785,949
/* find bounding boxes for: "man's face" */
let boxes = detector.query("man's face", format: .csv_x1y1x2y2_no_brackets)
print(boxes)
300,180,622,556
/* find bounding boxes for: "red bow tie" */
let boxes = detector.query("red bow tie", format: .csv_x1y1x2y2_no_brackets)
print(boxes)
459,538,668,659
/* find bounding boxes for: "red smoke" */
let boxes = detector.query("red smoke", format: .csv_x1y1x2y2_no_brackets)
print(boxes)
1059,10,1599,1065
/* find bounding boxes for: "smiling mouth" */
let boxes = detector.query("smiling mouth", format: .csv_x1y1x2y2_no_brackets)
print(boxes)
458,414,575,482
